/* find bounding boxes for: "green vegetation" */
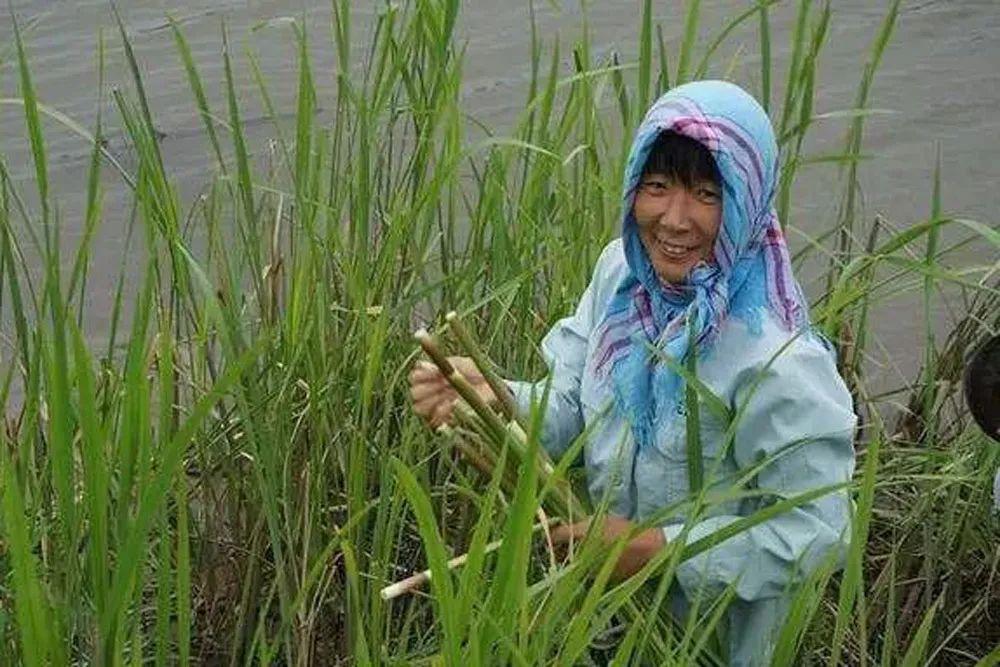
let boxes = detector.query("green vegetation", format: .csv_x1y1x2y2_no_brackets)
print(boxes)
0,0,997,664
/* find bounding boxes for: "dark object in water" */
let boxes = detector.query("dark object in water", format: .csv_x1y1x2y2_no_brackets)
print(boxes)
963,334,1000,513
965,334,1000,441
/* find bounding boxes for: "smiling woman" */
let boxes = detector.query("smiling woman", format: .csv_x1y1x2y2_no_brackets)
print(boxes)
633,131,723,285
2,0,998,661
411,80,858,666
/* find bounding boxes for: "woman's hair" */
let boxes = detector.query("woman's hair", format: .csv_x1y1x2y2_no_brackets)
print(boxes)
642,130,721,188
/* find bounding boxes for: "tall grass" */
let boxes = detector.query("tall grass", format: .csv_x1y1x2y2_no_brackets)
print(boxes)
0,1,998,664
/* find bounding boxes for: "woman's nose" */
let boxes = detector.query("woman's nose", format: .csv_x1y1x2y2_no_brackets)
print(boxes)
657,190,693,231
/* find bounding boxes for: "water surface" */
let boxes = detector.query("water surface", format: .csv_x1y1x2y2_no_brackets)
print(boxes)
1,0,998,387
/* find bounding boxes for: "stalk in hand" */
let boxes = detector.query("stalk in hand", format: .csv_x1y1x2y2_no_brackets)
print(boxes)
409,353,498,429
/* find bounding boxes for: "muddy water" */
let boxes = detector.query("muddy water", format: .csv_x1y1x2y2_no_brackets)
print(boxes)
1,1,998,387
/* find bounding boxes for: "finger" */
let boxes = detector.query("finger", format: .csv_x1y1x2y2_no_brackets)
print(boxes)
412,404,433,422
550,525,570,544
430,399,455,428
409,377,448,400
551,520,589,544
550,524,577,544
412,396,445,418
411,367,449,386
409,364,443,383
410,382,451,403
413,388,450,412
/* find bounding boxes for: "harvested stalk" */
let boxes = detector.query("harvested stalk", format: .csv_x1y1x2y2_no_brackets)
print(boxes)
427,321,585,512
446,324,582,518
450,404,522,492
379,518,561,600
445,311,525,429
437,424,496,478
424,323,558,480
415,328,510,443
384,322,591,601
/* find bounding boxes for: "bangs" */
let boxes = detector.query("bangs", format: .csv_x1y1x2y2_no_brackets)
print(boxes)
642,130,721,188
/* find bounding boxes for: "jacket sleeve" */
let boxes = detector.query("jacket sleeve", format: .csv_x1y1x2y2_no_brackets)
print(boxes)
504,269,601,462
662,336,857,602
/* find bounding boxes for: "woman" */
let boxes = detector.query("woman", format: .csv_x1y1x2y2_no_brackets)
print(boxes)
409,80,856,665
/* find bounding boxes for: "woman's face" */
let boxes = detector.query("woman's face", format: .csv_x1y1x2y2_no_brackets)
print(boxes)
633,173,723,284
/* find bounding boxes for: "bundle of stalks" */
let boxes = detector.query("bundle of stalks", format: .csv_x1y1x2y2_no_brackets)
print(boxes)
419,312,587,522
383,313,683,660
380,311,588,600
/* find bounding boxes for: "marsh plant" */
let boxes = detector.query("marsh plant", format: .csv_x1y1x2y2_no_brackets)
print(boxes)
0,0,997,664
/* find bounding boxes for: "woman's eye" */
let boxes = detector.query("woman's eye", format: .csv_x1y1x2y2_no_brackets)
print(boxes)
698,188,720,202
642,180,669,193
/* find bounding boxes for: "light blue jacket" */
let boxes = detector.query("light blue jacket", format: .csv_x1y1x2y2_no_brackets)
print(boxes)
507,238,857,665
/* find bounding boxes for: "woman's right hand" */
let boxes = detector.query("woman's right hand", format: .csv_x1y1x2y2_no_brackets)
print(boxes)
408,356,498,429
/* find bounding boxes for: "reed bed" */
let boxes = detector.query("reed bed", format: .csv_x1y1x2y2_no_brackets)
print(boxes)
0,0,998,664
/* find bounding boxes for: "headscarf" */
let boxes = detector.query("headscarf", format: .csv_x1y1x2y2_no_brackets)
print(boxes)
592,80,809,451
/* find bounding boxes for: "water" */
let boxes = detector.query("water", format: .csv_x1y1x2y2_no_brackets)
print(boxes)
1,0,998,388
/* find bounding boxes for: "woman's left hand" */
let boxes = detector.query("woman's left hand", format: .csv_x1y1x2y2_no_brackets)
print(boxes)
550,515,666,581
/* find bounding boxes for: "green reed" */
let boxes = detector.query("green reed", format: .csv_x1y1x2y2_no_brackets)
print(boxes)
0,0,997,664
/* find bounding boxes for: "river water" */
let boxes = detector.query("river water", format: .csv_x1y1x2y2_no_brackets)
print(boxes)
1,0,998,388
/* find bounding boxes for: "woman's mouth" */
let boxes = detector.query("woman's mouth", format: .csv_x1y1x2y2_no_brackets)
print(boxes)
655,238,697,260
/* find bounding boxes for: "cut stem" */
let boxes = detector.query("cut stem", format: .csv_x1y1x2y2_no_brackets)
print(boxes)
379,517,560,600
445,311,524,429
415,328,512,443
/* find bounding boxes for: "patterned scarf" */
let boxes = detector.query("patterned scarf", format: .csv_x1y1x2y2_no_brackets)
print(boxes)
592,80,809,451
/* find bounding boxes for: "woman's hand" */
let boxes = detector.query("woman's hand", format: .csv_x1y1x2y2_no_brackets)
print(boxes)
551,515,666,581
409,356,498,429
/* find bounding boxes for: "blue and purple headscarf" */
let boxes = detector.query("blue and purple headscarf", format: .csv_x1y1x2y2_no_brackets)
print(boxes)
593,80,809,451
